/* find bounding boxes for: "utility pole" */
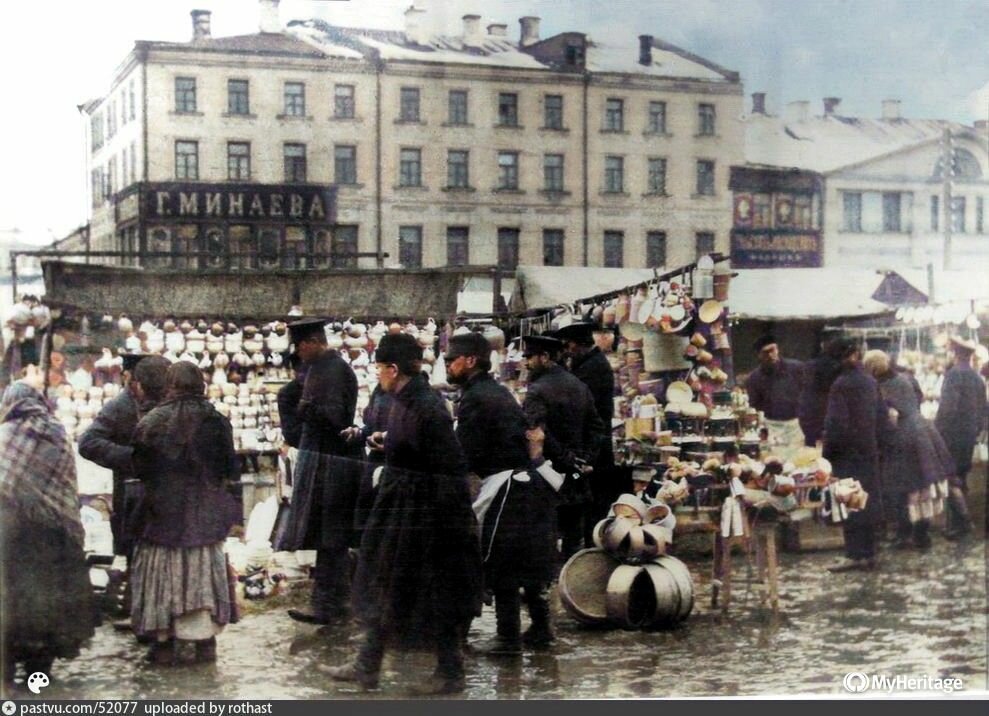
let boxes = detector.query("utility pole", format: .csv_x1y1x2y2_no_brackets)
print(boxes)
942,126,954,270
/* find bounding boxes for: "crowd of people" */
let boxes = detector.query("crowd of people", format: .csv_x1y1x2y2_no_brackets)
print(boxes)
744,333,987,572
1,314,985,694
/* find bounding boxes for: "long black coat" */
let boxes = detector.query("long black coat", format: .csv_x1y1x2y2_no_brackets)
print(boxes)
132,396,241,548
935,363,987,477
354,385,394,534
524,364,604,505
880,375,954,495
571,347,630,505
456,372,557,588
277,349,362,551
823,365,888,523
352,375,483,649
798,355,842,446
79,389,150,556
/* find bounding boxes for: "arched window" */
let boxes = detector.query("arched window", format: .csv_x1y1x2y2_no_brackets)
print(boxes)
932,147,982,180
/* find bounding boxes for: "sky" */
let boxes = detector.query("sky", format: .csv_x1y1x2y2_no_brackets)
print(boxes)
1,0,986,243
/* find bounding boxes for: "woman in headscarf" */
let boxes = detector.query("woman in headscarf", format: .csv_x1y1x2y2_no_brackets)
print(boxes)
879,368,954,550
129,362,240,665
1,366,95,686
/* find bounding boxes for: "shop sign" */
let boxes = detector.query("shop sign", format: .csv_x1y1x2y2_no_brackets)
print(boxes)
142,182,336,224
730,230,822,268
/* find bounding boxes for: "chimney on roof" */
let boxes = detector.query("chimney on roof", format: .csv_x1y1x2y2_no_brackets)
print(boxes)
785,100,810,123
258,0,281,34
462,14,482,44
191,9,211,41
751,92,766,115
638,35,653,66
881,99,901,121
823,96,841,116
519,16,540,46
404,4,428,45
488,23,508,37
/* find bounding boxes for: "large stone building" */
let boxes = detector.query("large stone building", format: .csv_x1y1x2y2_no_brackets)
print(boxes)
738,93,989,270
75,0,743,273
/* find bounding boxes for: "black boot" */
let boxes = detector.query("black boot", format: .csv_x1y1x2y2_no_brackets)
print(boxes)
522,583,555,648
488,588,522,656
945,488,974,540
194,637,217,663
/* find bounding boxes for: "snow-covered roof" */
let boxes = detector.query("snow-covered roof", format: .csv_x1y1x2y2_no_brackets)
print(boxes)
585,42,730,81
730,268,890,320
744,113,969,174
288,20,738,81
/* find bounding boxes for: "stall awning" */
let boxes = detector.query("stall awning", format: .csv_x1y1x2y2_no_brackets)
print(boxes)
510,266,657,312
43,261,465,321
890,269,989,306
729,268,891,320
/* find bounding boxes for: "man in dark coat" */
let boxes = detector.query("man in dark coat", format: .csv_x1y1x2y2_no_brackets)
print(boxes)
746,335,806,457
556,322,629,542
934,337,987,539
447,332,562,656
79,354,170,560
522,333,604,559
276,355,307,450
798,334,843,447
324,333,483,695
278,319,361,625
822,338,889,572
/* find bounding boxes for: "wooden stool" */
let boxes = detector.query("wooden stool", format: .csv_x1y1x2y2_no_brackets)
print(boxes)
711,516,781,613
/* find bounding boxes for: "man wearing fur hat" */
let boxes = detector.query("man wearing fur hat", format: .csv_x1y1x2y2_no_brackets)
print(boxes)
324,333,482,694
935,336,987,539
446,332,562,656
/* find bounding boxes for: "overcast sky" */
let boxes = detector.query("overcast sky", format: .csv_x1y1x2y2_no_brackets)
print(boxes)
2,0,986,242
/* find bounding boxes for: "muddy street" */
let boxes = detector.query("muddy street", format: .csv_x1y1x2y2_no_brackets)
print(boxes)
9,533,986,700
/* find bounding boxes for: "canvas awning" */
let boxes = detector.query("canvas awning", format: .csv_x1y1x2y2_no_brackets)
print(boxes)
728,268,892,321
43,261,465,321
510,266,658,312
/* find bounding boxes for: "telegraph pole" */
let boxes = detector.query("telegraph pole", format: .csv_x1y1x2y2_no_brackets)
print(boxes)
942,126,953,270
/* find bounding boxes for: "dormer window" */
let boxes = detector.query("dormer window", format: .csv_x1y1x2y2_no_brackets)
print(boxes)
565,43,584,66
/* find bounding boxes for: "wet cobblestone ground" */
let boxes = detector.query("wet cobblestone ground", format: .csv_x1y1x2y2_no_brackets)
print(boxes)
8,529,986,700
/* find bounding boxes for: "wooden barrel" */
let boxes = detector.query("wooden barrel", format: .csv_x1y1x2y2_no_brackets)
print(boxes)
605,565,656,629
558,548,621,625
652,554,694,620
642,563,682,627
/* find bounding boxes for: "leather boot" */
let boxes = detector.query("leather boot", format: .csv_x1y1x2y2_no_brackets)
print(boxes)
522,584,555,648
195,637,217,663
945,488,974,540
319,662,379,690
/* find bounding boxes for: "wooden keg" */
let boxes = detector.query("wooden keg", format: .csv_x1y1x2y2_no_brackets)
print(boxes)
558,548,621,625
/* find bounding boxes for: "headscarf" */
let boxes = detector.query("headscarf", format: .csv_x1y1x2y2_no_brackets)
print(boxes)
0,382,84,544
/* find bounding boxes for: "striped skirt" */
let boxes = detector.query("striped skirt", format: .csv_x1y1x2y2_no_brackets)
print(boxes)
131,541,233,639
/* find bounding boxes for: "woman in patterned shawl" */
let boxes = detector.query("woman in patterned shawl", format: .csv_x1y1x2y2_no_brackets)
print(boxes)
0,366,95,687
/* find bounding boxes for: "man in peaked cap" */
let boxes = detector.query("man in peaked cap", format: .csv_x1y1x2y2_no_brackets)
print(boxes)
522,332,604,560
935,336,987,539
555,322,628,546
277,318,361,625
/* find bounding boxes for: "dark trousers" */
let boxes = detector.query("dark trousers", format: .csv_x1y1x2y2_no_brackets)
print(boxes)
842,512,876,561
893,492,931,546
311,545,350,618
557,505,586,559
493,583,552,639
356,621,464,680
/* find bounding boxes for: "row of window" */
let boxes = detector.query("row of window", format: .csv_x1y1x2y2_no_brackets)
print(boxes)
842,191,986,234
168,140,717,196
167,76,717,135
92,79,138,150
91,141,139,206
132,224,706,271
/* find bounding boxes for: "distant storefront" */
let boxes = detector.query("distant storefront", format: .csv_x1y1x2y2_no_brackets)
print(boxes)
729,166,824,268
114,182,338,270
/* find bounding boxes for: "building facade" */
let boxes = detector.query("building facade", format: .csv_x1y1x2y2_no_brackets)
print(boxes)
77,0,744,273
740,94,989,270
